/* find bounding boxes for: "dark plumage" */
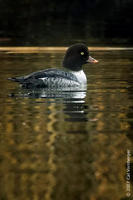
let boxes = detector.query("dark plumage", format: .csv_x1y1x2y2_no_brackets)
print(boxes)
63,43,89,71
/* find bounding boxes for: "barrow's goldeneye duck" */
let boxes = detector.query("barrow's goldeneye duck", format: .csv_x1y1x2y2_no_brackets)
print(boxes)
8,43,98,89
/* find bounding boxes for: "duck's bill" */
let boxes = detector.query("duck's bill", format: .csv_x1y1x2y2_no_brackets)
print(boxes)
87,56,98,63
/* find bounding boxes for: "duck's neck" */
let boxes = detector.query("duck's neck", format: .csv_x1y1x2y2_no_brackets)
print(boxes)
71,70,87,84
63,59,82,71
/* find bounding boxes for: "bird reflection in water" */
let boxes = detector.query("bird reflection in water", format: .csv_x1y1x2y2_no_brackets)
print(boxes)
9,87,88,123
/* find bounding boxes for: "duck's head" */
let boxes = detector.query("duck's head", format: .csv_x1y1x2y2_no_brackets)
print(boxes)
63,43,98,71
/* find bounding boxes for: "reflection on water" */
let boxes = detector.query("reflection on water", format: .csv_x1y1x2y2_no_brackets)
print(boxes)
0,50,133,200
9,88,87,123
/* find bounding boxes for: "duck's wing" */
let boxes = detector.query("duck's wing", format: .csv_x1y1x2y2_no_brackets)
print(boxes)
8,68,78,88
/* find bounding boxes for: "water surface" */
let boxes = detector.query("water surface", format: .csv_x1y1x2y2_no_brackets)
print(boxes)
0,49,133,200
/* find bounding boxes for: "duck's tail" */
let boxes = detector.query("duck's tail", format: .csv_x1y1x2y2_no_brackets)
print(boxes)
8,77,19,82
8,77,24,83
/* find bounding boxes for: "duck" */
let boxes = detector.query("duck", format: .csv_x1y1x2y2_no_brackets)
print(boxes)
8,43,98,89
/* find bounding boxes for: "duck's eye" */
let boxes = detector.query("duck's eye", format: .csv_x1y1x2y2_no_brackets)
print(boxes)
80,52,84,55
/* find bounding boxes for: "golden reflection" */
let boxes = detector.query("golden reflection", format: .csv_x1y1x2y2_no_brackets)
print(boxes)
45,103,57,200
90,133,132,200
0,97,58,200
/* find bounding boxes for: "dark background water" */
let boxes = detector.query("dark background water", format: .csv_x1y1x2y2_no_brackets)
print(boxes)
0,50,133,200
0,0,133,46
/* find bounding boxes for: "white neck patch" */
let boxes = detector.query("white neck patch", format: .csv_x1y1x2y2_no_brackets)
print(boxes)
71,70,87,84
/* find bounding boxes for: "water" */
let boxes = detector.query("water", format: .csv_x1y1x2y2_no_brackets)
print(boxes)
0,50,133,200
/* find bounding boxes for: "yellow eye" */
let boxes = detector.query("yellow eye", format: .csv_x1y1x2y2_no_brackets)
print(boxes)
80,52,84,55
